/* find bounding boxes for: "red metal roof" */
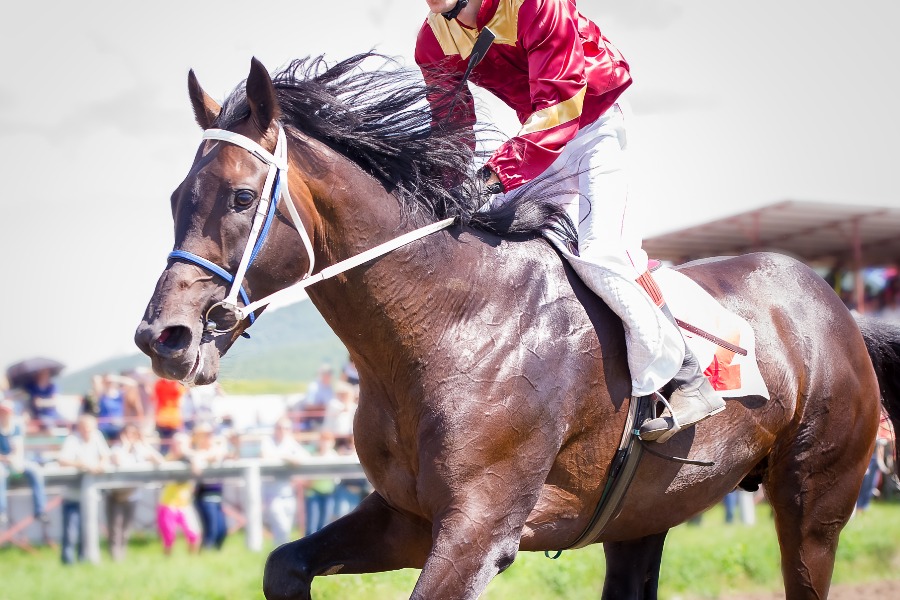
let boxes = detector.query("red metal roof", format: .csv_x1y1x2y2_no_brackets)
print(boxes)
643,200,900,267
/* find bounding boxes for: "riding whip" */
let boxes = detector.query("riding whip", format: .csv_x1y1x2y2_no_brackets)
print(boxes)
462,26,495,84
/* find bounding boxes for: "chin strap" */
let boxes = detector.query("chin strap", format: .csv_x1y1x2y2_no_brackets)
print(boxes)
441,0,469,20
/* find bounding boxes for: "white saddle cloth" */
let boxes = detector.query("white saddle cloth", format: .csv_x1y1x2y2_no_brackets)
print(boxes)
551,238,769,400
652,266,769,400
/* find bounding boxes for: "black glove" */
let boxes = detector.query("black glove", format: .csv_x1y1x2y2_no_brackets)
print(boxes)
478,166,504,195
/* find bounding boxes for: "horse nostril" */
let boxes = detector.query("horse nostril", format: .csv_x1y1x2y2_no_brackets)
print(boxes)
156,325,191,352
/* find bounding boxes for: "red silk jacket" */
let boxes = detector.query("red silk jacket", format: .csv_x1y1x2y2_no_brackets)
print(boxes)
415,0,632,192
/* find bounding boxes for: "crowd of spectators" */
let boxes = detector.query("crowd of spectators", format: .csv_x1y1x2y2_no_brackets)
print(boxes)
0,356,367,563
827,266,900,320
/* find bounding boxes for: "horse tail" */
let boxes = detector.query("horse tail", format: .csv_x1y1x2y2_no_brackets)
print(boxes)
856,315,900,465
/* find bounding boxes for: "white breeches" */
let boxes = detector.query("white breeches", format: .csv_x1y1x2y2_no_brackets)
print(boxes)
498,103,647,280
494,103,684,396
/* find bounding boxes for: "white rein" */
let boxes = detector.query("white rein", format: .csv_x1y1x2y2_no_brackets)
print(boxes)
169,125,454,333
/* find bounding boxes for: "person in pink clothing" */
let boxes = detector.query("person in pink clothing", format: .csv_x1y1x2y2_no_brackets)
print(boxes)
416,0,725,441
156,433,200,555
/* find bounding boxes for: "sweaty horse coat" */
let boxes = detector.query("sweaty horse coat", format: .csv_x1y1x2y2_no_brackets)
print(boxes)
135,56,898,599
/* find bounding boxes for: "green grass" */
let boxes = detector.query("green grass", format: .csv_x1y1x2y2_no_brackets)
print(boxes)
4,503,900,599
217,379,308,396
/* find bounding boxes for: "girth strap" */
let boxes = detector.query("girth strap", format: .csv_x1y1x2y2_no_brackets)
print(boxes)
561,394,654,550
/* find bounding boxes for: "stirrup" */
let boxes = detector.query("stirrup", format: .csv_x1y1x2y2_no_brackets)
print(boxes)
639,393,684,444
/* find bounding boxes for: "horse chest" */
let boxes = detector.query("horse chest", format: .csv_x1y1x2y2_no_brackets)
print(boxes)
353,405,426,517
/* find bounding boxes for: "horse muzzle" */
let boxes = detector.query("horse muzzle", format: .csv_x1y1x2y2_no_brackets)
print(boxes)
134,319,214,384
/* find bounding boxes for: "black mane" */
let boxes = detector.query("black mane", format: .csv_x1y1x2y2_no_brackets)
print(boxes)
216,53,575,242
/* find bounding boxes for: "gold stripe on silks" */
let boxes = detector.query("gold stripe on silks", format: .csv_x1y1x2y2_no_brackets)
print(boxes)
484,0,526,46
427,0,525,59
428,13,478,59
519,86,587,136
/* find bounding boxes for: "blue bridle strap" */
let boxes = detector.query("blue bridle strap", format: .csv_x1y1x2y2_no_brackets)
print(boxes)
249,172,281,264
167,250,256,325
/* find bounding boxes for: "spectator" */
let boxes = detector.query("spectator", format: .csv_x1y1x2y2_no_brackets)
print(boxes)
878,275,900,323
321,381,364,519
94,375,126,442
124,368,157,430
183,382,223,431
1,381,29,427
302,364,335,430
0,398,48,527
190,422,229,550
333,436,367,520
156,432,200,556
23,368,62,432
107,423,164,561
304,431,339,536
857,415,894,512
119,375,145,432
223,424,243,460
261,417,310,546
154,378,186,454
323,382,357,440
57,414,110,564
722,490,756,525
340,355,360,386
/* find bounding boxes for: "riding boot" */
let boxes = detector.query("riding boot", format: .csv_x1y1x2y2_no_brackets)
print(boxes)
635,281,726,443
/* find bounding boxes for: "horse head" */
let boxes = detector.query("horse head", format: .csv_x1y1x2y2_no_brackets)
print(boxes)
135,59,317,384
135,53,550,386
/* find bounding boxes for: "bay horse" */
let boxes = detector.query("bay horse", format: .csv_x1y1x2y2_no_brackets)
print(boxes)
134,55,900,599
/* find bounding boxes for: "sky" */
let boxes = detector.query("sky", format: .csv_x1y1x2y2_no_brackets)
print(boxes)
1,0,898,376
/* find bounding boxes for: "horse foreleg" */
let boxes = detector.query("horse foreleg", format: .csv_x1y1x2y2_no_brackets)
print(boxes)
601,531,668,600
263,492,432,600
409,500,531,600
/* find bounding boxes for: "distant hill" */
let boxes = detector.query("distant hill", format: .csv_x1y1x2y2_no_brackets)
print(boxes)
58,300,347,394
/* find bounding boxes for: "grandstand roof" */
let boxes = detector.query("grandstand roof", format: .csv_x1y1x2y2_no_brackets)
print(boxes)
643,200,900,267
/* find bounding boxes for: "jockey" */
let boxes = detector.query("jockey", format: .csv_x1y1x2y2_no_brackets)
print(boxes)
415,0,725,442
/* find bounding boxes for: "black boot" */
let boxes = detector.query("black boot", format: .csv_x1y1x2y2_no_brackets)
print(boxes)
639,306,726,443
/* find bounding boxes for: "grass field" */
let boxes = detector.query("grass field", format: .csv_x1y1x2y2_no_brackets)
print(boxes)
4,501,900,599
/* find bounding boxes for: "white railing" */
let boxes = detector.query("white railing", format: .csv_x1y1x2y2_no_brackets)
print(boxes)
8,457,365,563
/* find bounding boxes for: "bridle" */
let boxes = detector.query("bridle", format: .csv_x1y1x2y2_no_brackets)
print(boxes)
168,125,313,334
167,124,454,335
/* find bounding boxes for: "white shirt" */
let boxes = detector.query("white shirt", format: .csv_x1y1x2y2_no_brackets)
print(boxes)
261,434,309,499
59,430,110,500
323,400,357,437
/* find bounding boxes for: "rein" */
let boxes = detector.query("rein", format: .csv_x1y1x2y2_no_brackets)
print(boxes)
168,125,454,334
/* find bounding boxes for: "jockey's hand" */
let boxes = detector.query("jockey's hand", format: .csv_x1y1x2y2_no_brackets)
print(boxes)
479,167,504,196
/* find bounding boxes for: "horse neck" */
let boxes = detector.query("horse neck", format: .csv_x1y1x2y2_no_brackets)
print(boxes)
294,140,453,358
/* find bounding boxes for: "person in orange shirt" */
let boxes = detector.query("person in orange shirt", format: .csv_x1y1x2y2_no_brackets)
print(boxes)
153,378,185,455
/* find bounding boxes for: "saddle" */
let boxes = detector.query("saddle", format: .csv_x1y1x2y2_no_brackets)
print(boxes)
552,260,770,552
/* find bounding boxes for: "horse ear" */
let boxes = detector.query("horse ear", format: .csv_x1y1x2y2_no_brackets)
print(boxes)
246,57,280,133
187,69,221,130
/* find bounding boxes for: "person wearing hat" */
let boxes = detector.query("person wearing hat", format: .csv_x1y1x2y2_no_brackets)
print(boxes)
0,397,49,527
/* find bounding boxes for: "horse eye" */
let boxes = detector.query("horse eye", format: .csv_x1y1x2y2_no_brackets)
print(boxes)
234,189,256,208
